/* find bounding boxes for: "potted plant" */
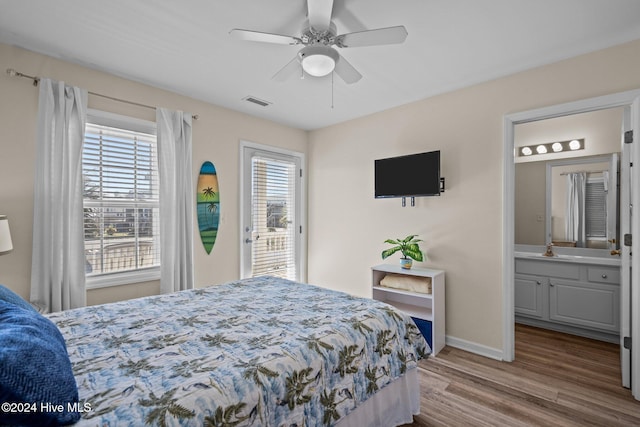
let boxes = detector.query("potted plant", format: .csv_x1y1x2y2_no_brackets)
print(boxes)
381,235,424,269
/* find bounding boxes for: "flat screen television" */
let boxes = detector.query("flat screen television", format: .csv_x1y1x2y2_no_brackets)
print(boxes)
375,150,441,198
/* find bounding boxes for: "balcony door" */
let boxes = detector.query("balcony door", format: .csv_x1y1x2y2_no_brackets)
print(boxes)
240,141,304,281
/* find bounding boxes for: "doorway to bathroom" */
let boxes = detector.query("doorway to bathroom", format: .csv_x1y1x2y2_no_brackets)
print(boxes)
503,89,640,400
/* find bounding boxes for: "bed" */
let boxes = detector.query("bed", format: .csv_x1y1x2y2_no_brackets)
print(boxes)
2,277,429,426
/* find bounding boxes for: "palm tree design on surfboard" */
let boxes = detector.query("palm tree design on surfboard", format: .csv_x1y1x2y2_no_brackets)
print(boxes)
197,161,219,254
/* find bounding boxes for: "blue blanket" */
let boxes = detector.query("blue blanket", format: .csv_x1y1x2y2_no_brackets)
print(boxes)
48,276,429,426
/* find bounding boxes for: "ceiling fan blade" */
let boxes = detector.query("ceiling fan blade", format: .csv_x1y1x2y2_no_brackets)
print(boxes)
230,29,301,45
307,0,334,32
334,26,408,48
272,56,302,82
334,55,362,84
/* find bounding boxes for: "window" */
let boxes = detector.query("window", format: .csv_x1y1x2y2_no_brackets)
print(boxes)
82,110,160,287
267,201,288,230
250,155,297,279
585,177,607,239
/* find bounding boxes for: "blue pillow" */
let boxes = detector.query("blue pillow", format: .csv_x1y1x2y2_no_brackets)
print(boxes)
0,284,37,312
0,300,80,426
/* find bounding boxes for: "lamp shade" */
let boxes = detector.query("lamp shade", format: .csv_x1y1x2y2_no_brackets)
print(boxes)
299,46,339,77
0,215,13,255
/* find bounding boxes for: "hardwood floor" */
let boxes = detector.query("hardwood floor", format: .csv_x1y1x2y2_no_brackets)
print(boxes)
403,324,640,426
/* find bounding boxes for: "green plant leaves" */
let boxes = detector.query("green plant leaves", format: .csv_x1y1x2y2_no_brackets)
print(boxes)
403,244,423,262
381,246,402,259
382,235,425,261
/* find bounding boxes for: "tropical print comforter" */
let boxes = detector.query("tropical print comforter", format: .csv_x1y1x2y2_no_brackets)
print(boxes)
48,276,429,426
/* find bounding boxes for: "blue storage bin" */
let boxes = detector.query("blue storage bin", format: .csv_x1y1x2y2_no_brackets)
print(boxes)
411,317,432,350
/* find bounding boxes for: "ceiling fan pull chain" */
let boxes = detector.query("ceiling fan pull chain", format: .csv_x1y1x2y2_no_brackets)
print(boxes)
331,71,334,109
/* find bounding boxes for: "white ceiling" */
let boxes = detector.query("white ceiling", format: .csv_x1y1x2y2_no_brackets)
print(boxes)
2,0,640,130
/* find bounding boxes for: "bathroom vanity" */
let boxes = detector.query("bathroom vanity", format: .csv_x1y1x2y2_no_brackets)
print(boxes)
514,245,621,343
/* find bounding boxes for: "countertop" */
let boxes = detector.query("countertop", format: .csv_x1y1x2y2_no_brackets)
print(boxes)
514,245,621,267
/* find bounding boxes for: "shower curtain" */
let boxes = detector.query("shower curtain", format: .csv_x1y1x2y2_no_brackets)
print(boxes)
565,172,586,247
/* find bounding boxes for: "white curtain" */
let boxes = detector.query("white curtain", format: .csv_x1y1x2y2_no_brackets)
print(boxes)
30,79,88,312
565,172,586,247
157,108,194,293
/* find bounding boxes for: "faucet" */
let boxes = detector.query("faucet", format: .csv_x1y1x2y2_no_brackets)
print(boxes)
542,243,555,257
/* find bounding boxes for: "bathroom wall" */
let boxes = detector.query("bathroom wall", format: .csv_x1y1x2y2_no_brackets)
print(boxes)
514,108,622,246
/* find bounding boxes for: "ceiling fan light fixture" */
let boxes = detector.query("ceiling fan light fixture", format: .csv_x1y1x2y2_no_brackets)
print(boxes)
299,46,339,77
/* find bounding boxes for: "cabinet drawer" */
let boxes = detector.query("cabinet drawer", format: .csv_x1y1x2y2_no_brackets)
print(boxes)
515,259,579,279
587,267,620,284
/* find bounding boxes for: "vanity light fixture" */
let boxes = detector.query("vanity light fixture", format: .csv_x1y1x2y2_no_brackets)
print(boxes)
569,139,581,150
518,138,585,157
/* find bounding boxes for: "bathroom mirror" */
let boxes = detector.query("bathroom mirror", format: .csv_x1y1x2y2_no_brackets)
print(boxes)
514,108,623,253
545,155,618,249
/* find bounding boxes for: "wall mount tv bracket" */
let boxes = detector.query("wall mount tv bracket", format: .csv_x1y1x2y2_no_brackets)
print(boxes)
401,177,445,207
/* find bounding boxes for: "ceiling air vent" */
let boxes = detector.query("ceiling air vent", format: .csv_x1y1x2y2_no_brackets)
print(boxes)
243,96,272,107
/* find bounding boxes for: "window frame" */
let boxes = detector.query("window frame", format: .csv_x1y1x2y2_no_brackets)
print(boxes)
83,109,160,289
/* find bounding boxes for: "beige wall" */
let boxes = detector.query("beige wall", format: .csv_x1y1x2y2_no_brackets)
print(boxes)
3,38,640,353
514,161,546,245
307,39,640,352
514,108,623,164
0,43,307,306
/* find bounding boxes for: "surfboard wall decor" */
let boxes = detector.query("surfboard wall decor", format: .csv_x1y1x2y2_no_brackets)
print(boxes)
196,161,219,254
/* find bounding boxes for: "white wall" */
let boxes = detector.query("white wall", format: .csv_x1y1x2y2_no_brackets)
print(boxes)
0,43,307,306
307,39,640,352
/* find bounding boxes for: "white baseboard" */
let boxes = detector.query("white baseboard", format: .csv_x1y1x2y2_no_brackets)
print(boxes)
444,335,504,361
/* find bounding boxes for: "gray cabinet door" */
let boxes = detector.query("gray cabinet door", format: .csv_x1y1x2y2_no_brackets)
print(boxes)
515,275,544,318
549,279,619,332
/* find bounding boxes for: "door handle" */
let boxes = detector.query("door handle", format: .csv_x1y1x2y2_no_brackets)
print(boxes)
245,234,260,244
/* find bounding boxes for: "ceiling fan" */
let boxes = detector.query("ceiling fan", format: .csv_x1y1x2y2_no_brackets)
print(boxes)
229,0,408,84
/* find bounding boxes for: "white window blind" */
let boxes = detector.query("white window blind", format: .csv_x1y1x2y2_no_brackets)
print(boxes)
251,156,296,280
585,179,607,238
82,112,160,283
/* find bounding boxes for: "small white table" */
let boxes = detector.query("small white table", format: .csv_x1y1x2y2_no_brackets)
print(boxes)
371,264,445,355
